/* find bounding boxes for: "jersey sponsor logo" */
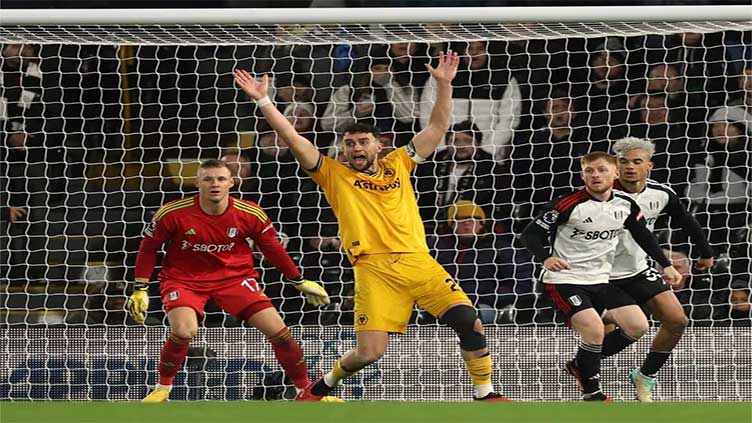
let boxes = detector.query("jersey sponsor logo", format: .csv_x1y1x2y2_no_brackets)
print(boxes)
645,217,657,226
227,227,238,238
570,227,621,240
180,240,236,252
144,220,157,237
184,228,196,235
353,178,401,192
568,295,582,306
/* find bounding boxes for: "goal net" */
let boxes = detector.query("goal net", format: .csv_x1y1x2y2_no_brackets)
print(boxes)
1,7,751,401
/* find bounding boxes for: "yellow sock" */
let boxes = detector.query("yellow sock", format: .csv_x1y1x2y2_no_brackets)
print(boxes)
326,359,357,386
464,355,493,386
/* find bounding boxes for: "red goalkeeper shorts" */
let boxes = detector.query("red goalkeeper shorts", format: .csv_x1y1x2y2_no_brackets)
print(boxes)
159,276,274,321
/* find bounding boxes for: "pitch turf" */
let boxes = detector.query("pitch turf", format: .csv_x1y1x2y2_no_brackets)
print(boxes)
2,401,750,423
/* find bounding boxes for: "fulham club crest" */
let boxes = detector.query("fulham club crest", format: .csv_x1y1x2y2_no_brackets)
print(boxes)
227,227,238,238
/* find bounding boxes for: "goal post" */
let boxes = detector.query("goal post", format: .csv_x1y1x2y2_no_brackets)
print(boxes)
1,6,751,401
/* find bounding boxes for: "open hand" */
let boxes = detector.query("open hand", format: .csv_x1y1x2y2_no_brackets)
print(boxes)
233,69,269,101
425,49,460,85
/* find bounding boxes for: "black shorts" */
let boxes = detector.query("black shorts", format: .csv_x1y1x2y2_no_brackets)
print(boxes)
544,282,636,319
610,268,671,307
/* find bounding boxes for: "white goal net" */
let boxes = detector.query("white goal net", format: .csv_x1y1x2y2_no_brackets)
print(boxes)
1,7,751,401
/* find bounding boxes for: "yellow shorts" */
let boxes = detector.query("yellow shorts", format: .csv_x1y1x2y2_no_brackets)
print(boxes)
352,252,471,333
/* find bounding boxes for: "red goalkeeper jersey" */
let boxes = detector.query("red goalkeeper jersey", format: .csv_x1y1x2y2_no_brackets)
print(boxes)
134,196,300,283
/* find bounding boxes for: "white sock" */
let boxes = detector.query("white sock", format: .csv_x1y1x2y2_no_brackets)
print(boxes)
156,383,173,392
474,383,494,399
323,372,341,388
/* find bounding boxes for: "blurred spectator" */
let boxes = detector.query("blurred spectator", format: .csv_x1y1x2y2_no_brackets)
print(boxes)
321,56,416,144
688,106,751,254
387,42,432,98
656,249,714,323
2,43,61,281
636,62,702,129
425,200,535,324
244,128,306,250
728,61,752,113
283,102,316,144
220,149,255,194
510,89,594,216
678,32,742,112
420,40,522,162
628,93,704,196
2,43,52,195
571,37,631,141
415,120,511,233
271,74,314,115
66,282,131,326
296,175,353,325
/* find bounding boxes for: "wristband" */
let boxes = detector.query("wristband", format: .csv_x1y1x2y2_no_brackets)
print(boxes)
255,96,272,108
287,275,304,284
134,282,149,290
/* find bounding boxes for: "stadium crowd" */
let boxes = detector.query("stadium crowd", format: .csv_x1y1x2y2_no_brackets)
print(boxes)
1,28,751,328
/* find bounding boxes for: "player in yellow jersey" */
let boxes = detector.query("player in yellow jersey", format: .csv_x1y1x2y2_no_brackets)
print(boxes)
233,50,509,401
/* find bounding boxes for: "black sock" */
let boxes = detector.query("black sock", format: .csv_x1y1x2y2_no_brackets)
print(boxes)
576,342,602,394
601,329,639,358
640,351,671,377
310,378,334,396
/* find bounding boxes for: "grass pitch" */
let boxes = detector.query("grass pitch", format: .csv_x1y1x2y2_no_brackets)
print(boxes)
2,401,750,423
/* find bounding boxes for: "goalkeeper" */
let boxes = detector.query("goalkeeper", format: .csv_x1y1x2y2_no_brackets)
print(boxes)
127,159,337,403
235,50,509,402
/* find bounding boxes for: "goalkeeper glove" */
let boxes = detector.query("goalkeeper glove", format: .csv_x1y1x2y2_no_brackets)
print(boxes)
288,276,330,306
126,282,150,324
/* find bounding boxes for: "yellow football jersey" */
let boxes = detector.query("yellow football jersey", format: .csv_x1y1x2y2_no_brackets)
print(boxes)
307,146,429,261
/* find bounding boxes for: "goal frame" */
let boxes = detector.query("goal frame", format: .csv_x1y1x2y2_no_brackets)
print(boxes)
1,5,751,25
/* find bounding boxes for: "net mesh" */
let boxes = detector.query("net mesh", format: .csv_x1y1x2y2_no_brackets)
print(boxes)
1,19,751,401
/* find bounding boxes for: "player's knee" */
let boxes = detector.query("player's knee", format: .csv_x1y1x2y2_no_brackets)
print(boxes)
622,316,649,339
440,305,487,352
579,321,605,344
171,325,198,341
662,312,689,334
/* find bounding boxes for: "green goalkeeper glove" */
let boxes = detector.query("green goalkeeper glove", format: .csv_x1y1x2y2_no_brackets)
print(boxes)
288,276,330,306
126,282,150,324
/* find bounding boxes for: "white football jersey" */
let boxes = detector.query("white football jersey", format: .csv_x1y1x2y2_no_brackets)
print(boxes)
611,179,714,279
530,190,643,285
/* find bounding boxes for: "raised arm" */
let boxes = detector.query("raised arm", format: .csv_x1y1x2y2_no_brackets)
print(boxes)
233,70,320,170
411,50,460,159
